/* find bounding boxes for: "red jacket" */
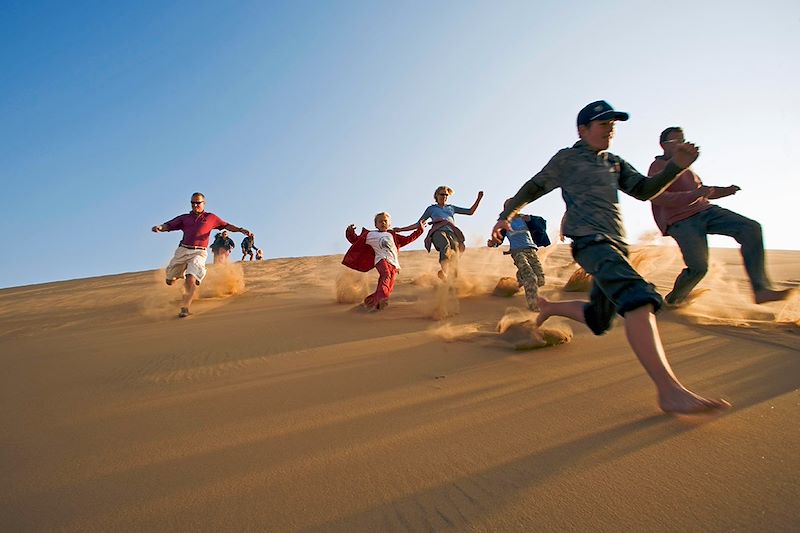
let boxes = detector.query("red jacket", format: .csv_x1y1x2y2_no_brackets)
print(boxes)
342,226,424,272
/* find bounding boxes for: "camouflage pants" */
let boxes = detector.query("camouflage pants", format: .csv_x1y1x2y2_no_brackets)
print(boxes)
511,248,545,310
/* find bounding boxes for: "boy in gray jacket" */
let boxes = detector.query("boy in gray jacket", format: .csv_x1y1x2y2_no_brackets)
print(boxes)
491,100,730,414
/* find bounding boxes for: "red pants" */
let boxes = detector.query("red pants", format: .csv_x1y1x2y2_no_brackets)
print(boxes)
364,259,398,308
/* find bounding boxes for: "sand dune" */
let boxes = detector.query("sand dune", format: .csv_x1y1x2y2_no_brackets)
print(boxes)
1,245,798,531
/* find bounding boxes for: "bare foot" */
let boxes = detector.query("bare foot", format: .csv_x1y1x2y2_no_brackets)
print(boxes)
534,296,551,327
755,288,793,304
658,386,731,414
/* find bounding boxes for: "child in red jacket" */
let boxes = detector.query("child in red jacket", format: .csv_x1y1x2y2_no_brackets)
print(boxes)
343,212,425,310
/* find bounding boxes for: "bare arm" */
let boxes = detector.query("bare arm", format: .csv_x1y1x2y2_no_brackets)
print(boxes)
392,223,419,232
223,224,252,237
394,207,430,232
393,220,426,247
466,191,484,215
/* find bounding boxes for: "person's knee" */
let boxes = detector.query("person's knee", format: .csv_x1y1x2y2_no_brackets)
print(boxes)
685,261,708,277
681,247,708,274
736,219,763,244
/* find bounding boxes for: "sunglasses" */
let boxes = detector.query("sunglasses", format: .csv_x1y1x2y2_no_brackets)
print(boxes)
191,201,205,205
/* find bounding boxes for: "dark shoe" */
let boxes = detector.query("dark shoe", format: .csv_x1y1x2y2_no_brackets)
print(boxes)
755,288,793,304
178,307,191,318
376,300,389,310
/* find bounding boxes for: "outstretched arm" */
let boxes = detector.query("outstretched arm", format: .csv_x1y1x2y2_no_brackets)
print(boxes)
151,224,167,232
392,223,419,232
223,224,252,237
393,220,426,247
467,191,484,215
624,143,701,201
708,185,740,199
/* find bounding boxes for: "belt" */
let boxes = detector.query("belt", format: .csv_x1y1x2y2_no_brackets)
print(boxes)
180,243,206,250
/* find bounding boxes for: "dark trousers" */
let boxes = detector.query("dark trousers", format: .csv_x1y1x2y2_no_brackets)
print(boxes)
666,206,769,303
570,235,662,335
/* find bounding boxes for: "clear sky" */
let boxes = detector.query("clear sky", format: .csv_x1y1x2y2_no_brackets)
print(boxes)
1,0,798,288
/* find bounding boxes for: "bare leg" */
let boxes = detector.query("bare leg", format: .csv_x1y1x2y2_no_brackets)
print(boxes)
535,296,586,327
624,305,730,413
180,274,199,316
438,260,449,280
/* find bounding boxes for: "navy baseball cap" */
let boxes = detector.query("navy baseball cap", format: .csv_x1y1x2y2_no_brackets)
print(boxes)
577,100,629,126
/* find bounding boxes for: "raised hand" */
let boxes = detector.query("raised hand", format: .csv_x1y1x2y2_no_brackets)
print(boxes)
671,142,700,169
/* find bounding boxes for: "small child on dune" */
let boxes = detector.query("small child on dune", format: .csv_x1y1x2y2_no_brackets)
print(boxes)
343,212,426,311
488,199,550,310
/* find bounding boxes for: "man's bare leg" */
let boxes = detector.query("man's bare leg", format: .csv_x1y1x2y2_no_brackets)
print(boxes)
179,274,199,317
535,296,586,327
624,305,730,413
755,288,793,304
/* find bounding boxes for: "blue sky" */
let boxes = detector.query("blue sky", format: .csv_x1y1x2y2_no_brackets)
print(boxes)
1,0,798,288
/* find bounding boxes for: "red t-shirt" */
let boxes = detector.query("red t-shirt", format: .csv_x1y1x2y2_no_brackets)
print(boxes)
648,157,712,235
163,212,228,248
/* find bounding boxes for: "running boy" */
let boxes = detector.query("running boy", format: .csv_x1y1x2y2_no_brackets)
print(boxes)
490,100,729,414
343,213,425,311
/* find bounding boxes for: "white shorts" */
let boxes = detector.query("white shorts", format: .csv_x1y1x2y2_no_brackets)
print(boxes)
165,247,208,285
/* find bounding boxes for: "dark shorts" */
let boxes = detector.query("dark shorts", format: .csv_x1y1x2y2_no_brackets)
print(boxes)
570,235,663,335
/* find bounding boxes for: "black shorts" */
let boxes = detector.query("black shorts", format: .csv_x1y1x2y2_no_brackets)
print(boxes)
570,235,663,335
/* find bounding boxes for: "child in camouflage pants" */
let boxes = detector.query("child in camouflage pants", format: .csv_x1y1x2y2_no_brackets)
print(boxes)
490,205,546,310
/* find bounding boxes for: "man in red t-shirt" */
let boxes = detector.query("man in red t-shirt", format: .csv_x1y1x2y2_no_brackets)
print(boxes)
152,192,251,318
649,127,790,307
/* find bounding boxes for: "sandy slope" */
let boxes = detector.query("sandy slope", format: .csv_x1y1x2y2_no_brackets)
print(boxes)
1,245,798,531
